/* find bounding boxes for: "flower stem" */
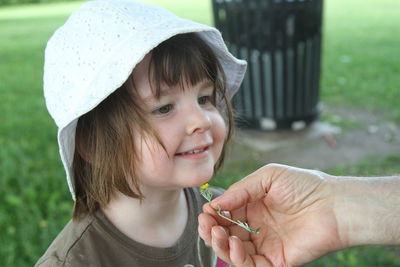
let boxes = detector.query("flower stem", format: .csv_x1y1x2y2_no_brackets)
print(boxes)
216,205,260,234
200,184,260,234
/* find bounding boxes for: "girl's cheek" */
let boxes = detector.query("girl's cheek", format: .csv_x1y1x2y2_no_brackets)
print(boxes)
213,113,227,143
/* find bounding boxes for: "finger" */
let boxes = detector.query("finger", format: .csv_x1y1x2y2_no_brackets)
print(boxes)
210,166,275,211
229,236,255,267
211,226,233,265
230,236,273,267
198,213,218,246
203,202,234,227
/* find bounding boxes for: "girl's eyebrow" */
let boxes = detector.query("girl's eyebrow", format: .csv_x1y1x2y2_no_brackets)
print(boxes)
142,89,167,103
143,80,213,103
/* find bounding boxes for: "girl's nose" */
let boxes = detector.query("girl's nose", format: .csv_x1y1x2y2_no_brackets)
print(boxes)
186,107,212,135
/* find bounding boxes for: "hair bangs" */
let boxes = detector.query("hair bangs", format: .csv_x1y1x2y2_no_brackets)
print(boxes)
149,33,221,99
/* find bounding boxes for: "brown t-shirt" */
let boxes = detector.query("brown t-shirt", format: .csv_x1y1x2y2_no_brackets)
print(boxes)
35,187,225,267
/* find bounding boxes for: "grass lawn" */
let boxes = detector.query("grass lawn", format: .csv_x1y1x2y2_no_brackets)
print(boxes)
321,0,400,122
0,0,399,266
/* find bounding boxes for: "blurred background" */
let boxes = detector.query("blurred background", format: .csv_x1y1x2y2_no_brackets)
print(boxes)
0,0,399,266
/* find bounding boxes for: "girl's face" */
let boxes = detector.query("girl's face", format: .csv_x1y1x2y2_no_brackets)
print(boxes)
132,55,226,190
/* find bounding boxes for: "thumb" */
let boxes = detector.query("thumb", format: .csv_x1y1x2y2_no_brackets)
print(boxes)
211,165,275,211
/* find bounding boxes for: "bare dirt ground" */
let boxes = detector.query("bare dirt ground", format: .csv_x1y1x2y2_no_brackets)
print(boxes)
227,106,400,170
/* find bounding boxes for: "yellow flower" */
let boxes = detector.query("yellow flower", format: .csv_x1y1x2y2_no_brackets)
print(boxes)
200,183,209,190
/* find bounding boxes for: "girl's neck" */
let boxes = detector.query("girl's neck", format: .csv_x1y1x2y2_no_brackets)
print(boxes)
102,187,189,247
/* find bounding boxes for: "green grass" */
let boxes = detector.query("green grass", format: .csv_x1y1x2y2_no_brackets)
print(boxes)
0,0,399,266
321,0,400,121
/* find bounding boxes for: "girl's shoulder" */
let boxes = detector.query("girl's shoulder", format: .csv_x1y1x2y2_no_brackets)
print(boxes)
35,214,98,267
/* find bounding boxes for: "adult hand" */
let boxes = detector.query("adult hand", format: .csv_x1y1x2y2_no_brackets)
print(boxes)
199,164,400,266
199,163,342,267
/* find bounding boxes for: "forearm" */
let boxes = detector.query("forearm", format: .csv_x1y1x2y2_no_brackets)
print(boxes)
332,175,400,247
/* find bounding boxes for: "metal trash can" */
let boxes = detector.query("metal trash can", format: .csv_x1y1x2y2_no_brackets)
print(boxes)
212,0,323,130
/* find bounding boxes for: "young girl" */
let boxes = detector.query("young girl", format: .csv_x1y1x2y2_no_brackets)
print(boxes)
37,0,246,266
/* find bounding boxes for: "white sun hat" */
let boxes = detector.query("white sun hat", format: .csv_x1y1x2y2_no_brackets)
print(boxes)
43,0,247,200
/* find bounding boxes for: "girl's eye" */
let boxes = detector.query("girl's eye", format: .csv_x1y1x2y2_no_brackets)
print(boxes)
153,104,173,115
198,95,211,105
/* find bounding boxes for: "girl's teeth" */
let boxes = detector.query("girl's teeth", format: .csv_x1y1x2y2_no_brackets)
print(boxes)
185,149,200,155
179,149,204,155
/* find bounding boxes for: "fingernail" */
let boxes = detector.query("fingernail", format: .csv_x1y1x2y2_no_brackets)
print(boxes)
221,210,231,218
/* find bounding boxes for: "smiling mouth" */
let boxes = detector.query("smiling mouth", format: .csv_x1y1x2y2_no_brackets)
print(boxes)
175,146,209,156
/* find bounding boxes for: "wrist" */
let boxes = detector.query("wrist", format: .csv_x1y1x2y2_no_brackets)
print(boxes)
332,175,400,247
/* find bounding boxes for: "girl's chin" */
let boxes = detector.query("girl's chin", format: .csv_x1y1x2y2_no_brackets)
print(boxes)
183,176,212,188
194,178,213,188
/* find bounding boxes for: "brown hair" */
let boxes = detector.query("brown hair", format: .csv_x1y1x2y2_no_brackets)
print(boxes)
72,33,234,219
